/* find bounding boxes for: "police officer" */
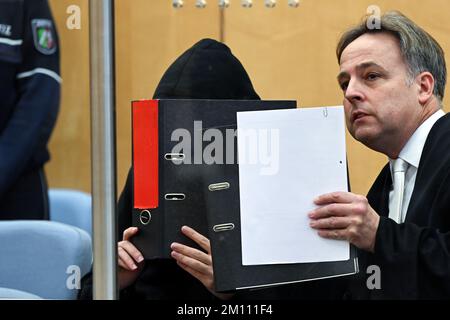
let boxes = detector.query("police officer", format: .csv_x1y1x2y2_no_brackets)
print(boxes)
0,0,60,219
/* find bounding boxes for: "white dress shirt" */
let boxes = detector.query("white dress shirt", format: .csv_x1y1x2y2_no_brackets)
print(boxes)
388,109,445,223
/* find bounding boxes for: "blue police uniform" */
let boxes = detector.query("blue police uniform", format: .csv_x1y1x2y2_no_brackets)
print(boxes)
0,0,60,219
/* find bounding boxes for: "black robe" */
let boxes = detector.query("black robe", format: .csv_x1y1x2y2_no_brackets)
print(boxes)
346,113,450,299
238,112,450,300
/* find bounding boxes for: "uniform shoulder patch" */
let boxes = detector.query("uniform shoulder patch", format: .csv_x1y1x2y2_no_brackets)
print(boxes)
31,19,57,55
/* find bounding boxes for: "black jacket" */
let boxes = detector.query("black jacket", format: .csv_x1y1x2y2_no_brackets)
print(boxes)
80,38,260,300
236,113,450,300
0,0,60,219
346,113,450,299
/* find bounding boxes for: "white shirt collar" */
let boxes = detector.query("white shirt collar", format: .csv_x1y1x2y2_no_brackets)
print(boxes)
390,109,445,169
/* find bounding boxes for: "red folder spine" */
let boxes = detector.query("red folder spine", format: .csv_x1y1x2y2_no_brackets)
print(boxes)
132,100,158,209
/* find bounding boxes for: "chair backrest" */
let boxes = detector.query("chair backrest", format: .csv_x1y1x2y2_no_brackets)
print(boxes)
0,287,42,300
0,221,92,299
49,188,92,237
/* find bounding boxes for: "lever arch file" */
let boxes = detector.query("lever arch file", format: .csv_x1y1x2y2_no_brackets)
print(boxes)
202,106,359,292
131,99,297,259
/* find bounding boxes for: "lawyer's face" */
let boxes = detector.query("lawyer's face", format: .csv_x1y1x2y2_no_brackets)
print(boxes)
337,32,423,155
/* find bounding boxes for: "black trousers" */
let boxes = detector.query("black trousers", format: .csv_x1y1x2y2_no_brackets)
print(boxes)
0,168,49,220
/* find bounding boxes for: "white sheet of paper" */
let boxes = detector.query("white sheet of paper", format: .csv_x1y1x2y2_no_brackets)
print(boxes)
237,106,349,265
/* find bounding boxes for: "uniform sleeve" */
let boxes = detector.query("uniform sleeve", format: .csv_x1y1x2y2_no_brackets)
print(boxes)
0,0,60,197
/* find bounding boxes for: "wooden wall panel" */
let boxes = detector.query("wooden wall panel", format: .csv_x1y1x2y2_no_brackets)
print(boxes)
114,0,221,194
47,0,450,197
46,0,91,192
223,0,450,194
46,1,220,193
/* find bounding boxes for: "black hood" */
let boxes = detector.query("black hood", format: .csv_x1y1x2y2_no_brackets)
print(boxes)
152,38,260,100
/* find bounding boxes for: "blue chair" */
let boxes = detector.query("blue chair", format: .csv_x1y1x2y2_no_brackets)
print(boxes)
49,188,92,237
0,221,92,299
0,287,42,300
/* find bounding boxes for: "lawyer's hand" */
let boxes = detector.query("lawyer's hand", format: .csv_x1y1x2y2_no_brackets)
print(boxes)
171,226,233,300
308,191,380,252
118,227,145,290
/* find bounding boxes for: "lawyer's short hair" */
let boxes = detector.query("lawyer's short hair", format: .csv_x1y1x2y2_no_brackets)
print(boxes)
336,11,447,101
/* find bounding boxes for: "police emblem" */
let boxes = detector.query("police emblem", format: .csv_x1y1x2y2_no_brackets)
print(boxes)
32,19,57,55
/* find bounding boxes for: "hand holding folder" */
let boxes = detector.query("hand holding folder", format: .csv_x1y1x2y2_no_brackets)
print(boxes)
131,100,357,293
131,99,296,259
203,106,358,292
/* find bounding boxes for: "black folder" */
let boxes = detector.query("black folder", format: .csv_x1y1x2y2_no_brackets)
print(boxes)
131,99,297,259
200,112,359,292
202,159,359,292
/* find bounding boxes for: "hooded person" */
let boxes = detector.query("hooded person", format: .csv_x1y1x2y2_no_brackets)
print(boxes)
79,38,260,300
